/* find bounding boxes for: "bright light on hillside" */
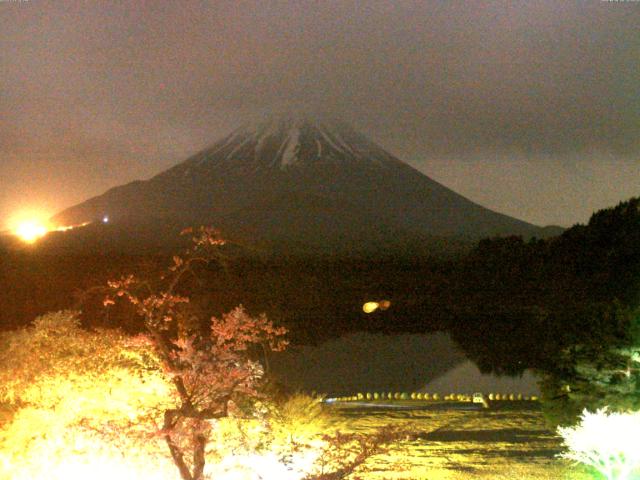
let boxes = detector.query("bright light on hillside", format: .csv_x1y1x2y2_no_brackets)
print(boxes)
8,210,92,243
14,220,48,243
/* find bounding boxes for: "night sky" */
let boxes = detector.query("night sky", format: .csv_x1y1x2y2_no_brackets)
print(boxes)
1,0,638,229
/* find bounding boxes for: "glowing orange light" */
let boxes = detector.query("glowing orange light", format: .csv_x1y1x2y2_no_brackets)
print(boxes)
363,300,391,314
9,212,91,243
54,221,91,232
378,300,391,311
363,302,379,313
14,220,48,243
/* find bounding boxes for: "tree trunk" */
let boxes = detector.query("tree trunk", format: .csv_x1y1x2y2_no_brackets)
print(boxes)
164,409,196,480
165,433,193,480
192,429,208,480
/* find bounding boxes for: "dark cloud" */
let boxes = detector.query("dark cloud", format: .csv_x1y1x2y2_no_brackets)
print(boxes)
1,0,638,227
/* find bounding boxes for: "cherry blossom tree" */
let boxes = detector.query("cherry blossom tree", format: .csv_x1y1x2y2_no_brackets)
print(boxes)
105,227,288,480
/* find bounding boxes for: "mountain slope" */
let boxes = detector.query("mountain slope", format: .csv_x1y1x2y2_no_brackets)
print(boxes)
52,115,557,254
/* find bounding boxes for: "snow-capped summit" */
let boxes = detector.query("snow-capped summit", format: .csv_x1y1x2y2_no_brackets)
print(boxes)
52,114,557,254
183,114,400,172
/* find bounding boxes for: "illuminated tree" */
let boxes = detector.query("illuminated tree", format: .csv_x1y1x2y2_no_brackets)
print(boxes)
104,227,288,480
558,408,640,480
0,229,408,480
0,311,406,480
0,310,176,479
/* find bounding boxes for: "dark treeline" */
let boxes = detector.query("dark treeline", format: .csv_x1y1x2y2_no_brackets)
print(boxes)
0,247,455,342
451,197,640,377
1,198,639,392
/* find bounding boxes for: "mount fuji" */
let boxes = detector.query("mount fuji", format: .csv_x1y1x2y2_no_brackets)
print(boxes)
51,115,559,254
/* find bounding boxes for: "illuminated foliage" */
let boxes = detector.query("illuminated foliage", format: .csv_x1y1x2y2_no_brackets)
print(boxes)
0,311,177,479
104,227,288,480
200,394,341,478
201,394,411,480
0,229,408,479
558,408,640,480
0,317,400,480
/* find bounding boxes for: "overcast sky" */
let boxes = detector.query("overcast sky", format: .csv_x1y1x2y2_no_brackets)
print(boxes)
1,0,638,229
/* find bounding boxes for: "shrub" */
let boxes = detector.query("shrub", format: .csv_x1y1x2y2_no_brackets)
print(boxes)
203,393,346,477
557,408,640,480
0,311,176,480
